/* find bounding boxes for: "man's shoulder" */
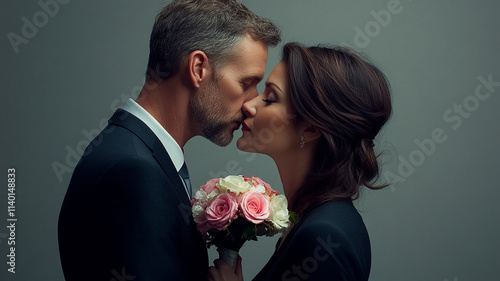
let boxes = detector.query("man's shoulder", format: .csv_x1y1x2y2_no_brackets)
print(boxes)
82,122,150,159
69,123,162,185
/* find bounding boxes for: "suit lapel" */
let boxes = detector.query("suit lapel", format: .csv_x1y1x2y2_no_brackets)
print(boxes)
108,109,190,205
151,141,191,206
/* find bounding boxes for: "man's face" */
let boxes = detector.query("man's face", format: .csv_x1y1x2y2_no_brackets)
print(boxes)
190,35,268,146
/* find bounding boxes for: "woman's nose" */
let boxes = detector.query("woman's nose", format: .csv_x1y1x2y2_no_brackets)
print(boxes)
242,95,259,118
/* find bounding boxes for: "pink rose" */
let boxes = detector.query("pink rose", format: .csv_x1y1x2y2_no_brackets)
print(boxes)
200,178,220,194
251,176,279,197
239,190,271,224
205,193,238,230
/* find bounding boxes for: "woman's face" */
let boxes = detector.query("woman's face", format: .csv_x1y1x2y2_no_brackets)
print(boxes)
237,62,303,156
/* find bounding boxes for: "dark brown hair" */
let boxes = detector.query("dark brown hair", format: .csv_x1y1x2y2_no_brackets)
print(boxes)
282,42,392,216
147,0,280,80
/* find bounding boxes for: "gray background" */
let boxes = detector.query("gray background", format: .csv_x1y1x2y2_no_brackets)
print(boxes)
1,0,499,280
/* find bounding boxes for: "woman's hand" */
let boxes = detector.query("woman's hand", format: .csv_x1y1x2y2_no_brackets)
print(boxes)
207,256,244,281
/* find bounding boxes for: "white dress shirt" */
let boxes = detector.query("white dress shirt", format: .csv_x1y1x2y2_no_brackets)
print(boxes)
122,98,190,198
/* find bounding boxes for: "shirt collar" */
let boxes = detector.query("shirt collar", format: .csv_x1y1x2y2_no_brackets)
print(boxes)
122,98,184,172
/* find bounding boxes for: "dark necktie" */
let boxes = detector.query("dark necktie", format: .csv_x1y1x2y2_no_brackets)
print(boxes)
179,162,192,197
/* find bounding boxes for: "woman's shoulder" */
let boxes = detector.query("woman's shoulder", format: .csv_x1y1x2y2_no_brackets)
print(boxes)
289,199,371,262
297,200,367,235
262,200,371,281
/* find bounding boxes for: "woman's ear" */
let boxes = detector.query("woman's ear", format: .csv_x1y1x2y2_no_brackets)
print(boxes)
187,50,211,88
302,125,322,143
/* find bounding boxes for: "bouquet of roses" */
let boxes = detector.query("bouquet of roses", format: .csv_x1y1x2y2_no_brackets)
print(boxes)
191,175,293,268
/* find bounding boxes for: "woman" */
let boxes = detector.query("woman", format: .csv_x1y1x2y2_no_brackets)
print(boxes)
208,42,392,281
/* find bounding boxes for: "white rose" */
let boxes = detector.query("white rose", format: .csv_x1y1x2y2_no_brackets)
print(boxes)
194,189,208,202
192,204,205,220
254,184,266,194
269,195,290,230
216,175,252,195
207,189,219,201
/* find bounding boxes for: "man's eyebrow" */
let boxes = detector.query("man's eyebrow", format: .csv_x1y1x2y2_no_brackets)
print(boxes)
242,74,264,83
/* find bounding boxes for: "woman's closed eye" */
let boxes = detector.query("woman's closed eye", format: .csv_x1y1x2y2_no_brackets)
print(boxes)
262,98,276,104
262,91,277,105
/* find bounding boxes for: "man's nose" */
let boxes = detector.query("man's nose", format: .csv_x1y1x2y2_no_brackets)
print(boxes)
245,87,259,102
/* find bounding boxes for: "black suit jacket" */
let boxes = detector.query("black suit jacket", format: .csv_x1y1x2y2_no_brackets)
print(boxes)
58,109,208,280
253,200,371,281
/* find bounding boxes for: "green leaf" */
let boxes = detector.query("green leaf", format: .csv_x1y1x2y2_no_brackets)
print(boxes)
255,221,270,236
289,211,297,224
242,224,257,241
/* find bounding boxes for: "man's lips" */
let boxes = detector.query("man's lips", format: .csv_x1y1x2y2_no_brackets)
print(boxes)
241,121,250,132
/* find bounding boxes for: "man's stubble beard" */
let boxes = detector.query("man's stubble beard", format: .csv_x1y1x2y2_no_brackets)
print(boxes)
189,78,242,147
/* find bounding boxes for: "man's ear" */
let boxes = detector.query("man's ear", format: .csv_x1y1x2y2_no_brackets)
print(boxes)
187,50,211,88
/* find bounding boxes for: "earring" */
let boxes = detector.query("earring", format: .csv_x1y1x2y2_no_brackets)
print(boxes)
300,135,305,148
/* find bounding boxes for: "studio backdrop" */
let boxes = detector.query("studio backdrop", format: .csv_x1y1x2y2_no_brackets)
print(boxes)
1,0,499,280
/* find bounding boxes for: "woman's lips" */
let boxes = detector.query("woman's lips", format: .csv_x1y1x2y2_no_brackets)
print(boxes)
241,121,250,132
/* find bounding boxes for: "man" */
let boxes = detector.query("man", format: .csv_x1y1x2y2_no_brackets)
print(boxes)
58,0,280,280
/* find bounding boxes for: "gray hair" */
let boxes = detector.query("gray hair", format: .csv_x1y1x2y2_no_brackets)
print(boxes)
146,0,281,80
